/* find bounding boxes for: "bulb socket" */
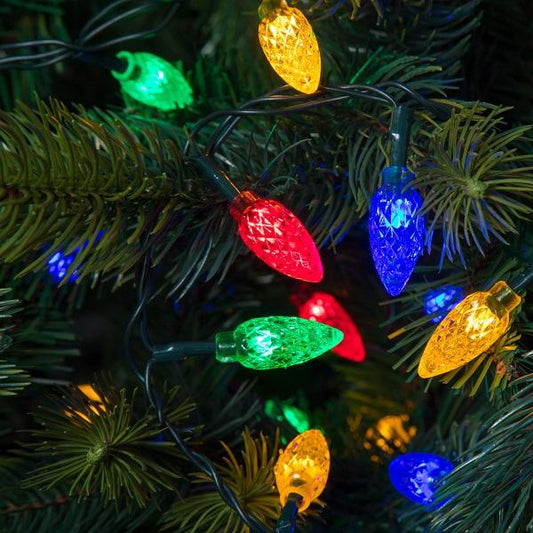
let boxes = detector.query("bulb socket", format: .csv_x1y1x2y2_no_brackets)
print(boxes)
489,281,521,313
229,190,260,221
214,331,237,363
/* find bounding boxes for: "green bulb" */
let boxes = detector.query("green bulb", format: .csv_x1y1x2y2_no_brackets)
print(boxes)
112,51,193,111
264,399,311,433
215,316,343,370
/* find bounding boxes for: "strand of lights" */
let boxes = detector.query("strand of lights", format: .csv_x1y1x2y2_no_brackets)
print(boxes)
389,452,454,506
112,51,193,111
258,0,321,94
195,157,323,282
292,289,365,362
418,280,521,378
274,429,330,532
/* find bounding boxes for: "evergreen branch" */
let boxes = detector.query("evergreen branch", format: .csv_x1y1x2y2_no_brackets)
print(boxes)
23,383,195,507
162,428,306,533
413,105,533,264
0,359,30,396
427,374,533,533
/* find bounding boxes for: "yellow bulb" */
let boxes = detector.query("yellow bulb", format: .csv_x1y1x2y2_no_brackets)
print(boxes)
78,384,105,405
418,281,521,378
364,414,416,455
258,0,321,94
274,429,330,512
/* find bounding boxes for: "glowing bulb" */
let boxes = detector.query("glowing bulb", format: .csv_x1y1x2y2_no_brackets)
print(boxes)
389,452,454,506
48,250,78,283
424,285,464,323
368,166,425,296
275,429,330,511
112,51,193,111
295,291,365,362
65,384,106,423
265,400,311,433
418,281,521,378
230,191,323,282
258,0,321,94
215,316,342,370
364,415,416,458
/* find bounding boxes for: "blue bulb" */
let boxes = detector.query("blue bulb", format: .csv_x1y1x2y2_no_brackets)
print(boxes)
424,286,464,323
47,250,78,283
389,452,454,506
369,168,425,296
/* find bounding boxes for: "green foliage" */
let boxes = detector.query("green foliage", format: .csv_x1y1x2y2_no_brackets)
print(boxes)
414,105,533,265
24,384,195,507
163,428,283,533
0,359,30,396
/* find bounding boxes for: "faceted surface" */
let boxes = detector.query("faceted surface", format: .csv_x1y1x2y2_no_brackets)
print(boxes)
389,452,454,506
216,316,343,370
275,429,330,511
298,291,365,362
368,183,424,296
424,285,464,323
258,5,321,94
48,250,78,283
113,51,193,111
235,197,323,282
418,291,510,378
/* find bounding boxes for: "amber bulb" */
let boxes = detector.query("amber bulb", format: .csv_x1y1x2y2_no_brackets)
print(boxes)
418,281,521,378
274,429,330,512
258,0,321,94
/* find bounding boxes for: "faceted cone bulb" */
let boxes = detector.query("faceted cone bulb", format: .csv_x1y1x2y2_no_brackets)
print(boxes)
389,452,454,506
230,191,323,282
112,51,193,111
369,171,425,296
297,291,366,362
258,0,321,94
215,316,343,370
275,429,330,511
418,281,521,378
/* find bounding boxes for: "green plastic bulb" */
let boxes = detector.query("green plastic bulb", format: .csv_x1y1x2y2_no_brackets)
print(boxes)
112,51,193,111
215,316,343,370
265,399,311,433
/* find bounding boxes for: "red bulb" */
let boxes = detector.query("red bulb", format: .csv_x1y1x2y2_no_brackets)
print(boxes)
296,291,365,362
230,191,323,282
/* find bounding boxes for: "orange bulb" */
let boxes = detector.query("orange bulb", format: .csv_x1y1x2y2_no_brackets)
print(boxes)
418,281,521,378
258,0,321,94
274,429,330,512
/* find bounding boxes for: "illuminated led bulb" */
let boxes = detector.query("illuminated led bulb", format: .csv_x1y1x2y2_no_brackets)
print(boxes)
112,51,193,111
65,384,106,423
230,191,323,282
424,285,464,323
265,399,311,433
389,452,454,506
418,281,521,378
369,166,425,296
258,0,321,94
294,290,365,362
275,429,330,511
215,316,342,370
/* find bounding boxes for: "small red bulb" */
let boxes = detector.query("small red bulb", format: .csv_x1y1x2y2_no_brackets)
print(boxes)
295,291,365,362
230,191,323,283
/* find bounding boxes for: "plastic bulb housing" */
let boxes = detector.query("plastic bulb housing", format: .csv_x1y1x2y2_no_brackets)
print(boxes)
258,0,321,93
48,250,78,283
389,452,454,506
369,167,425,296
424,285,465,324
230,191,323,282
215,316,343,370
275,429,330,512
112,51,193,111
296,291,365,362
418,281,521,378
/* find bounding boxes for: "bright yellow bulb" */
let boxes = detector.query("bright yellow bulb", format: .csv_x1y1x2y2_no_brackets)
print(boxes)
274,429,330,512
258,0,321,94
418,281,521,378
78,384,105,405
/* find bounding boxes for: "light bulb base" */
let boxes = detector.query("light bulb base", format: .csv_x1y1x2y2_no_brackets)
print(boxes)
229,190,260,221
215,331,237,363
112,51,136,81
490,281,521,313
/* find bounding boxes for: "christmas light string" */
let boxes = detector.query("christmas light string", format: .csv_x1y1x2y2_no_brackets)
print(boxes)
0,0,184,71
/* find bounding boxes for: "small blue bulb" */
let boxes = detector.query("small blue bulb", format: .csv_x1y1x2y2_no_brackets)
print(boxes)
389,452,454,506
369,167,425,296
47,250,78,283
424,286,464,323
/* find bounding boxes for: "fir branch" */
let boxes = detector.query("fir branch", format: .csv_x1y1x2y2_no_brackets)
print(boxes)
23,383,195,507
162,428,292,533
413,105,533,265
